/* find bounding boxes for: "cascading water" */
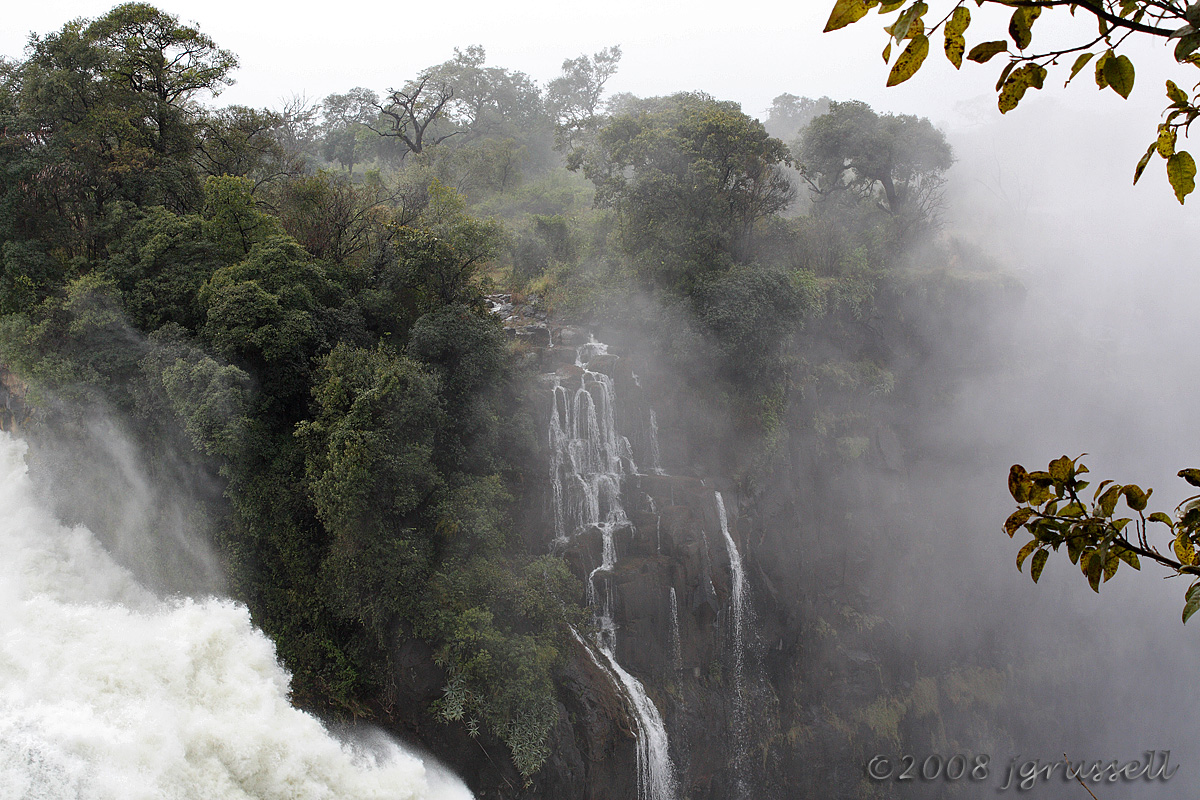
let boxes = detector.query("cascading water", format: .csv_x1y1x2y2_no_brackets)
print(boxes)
0,431,471,800
669,588,682,672
646,409,666,475
714,490,750,798
548,339,677,800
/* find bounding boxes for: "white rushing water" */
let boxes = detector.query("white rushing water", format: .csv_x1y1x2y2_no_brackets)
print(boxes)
646,410,665,475
572,631,678,800
669,588,682,672
714,490,749,798
548,340,677,800
0,431,472,800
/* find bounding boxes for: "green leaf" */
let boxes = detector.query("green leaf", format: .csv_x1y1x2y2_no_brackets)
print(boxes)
1102,548,1120,581
1092,479,1115,500
1178,468,1200,488
825,0,871,32
1134,141,1157,184
1094,50,1112,89
883,41,893,62
1005,507,1036,536
1086,552,1103,592
1028,481,1052,506
998,63,1046,113
1066,535,1084,565
887,34,930,86
1016,539,1039,571
1103,54,1136,99
879,0,906,10
1122,484,1149,512
1167,79,1189,106
1115,546,1140,570
1167,151,1196,203
1185,581,1200,604
1183,595,1200,624
967,40,1008,63
1008,7,1041,50
1059,501,1085,518
1066,52,1095,85
1030,549,1049,583
1149,511,1175,526
944,6,970,69
1175,32,1200,61
888,2,928,40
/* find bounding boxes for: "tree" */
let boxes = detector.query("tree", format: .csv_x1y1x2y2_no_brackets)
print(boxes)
764,93,831,140
319,87,380,173
798,100,953,234
824,0,1200,202
546,45,622,151
372,74,457,157
1005,455,1200,624
430,46,545,140
577,92,794,286
195,105,303,189
391,181,504,308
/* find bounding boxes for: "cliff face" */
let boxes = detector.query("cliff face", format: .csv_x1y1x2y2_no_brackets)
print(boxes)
504,317,775,800
497,301,963,800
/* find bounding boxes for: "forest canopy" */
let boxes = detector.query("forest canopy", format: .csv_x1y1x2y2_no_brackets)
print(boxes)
0,1,1010,784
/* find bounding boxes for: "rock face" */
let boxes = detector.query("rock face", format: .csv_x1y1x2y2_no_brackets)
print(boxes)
513,326,771,800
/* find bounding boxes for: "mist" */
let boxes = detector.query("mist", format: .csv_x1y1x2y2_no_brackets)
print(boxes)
3,3,1200,798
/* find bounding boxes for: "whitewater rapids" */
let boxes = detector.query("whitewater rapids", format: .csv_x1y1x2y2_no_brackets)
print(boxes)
0,431,471,800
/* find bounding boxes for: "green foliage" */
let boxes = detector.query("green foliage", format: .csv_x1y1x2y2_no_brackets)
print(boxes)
298,343,442,535
100,205,218,331
577,92,794,288
798,101,953,235
825,0,1200,201
392,181,504,309
1005,456,1200,620
691,263,820,383
141,325,251,461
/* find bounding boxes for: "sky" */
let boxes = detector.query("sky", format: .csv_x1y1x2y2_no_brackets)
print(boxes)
0,0,1184,137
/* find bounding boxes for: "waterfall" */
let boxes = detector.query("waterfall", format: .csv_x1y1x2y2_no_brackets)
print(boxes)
646,409,666,475
549,339,677,800
669,588,682,672
0,431,471,800
714,490,749,798
572,631,678,800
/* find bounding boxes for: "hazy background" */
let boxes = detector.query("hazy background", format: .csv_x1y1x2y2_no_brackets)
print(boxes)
5,2,1199,794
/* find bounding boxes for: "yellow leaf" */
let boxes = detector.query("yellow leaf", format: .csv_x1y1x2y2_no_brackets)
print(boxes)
1167,150,1196,204
1016,539,1038,571
1008,7,1041,50
887,34,930,86
1066,52,1094,86
1167,79,1189,106
998,63,1046,114
825,0,871,32
1175,533,1195,566
1158,124,1177,157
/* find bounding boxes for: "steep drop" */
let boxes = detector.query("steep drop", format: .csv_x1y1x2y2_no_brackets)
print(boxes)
0,432,471,800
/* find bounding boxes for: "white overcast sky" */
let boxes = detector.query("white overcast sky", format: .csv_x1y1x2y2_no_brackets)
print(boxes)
0,0,1180,130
